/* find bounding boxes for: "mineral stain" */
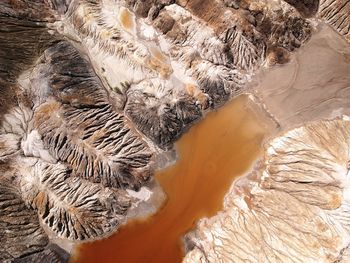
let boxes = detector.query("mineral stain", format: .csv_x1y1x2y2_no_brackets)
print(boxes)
119,7,135,32
74,95,270,263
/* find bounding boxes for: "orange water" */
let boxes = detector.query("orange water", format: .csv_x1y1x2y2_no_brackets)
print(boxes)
74,95,269,263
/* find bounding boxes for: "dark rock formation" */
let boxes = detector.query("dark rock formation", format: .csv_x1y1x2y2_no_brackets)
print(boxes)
125,88,202,149
43,42,110,107
0,5,58,123
30,41,153,189
13,244,70,263
0,176,49,262
33,101,153,189
284,0,320,17
21,161,131,240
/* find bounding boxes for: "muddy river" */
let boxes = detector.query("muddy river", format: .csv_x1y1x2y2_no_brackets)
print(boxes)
73,95,271,263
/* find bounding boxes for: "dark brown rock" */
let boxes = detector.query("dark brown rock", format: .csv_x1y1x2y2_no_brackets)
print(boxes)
43,42,109,107
125,90,202,150
21,161,131,240
154,11,176,34
33,100,153,190
13,243,70,263
284,0,319,17
0,177,49,262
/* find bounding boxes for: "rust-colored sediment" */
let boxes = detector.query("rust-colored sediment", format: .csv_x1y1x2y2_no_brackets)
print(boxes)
119,7,135,32
73,95,270,263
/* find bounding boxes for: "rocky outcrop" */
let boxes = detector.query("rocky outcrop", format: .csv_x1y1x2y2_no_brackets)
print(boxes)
60,0,312,148
0,177,49,261
30,41,154,189
125,84,202,149
284,0,320,17
0,5,155,260
0,5,56,125
12,244,70,263
21,161,130,240
184,118,350,262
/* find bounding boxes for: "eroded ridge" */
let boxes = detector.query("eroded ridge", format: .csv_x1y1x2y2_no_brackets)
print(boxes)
184,118,350,263
20,161,130,241
30,42,154,189
0,5,154,261
319,0,350,42
60,0,313,149
0,165,70,263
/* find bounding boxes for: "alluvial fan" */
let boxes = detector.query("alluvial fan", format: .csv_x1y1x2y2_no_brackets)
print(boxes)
184,118,350,263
